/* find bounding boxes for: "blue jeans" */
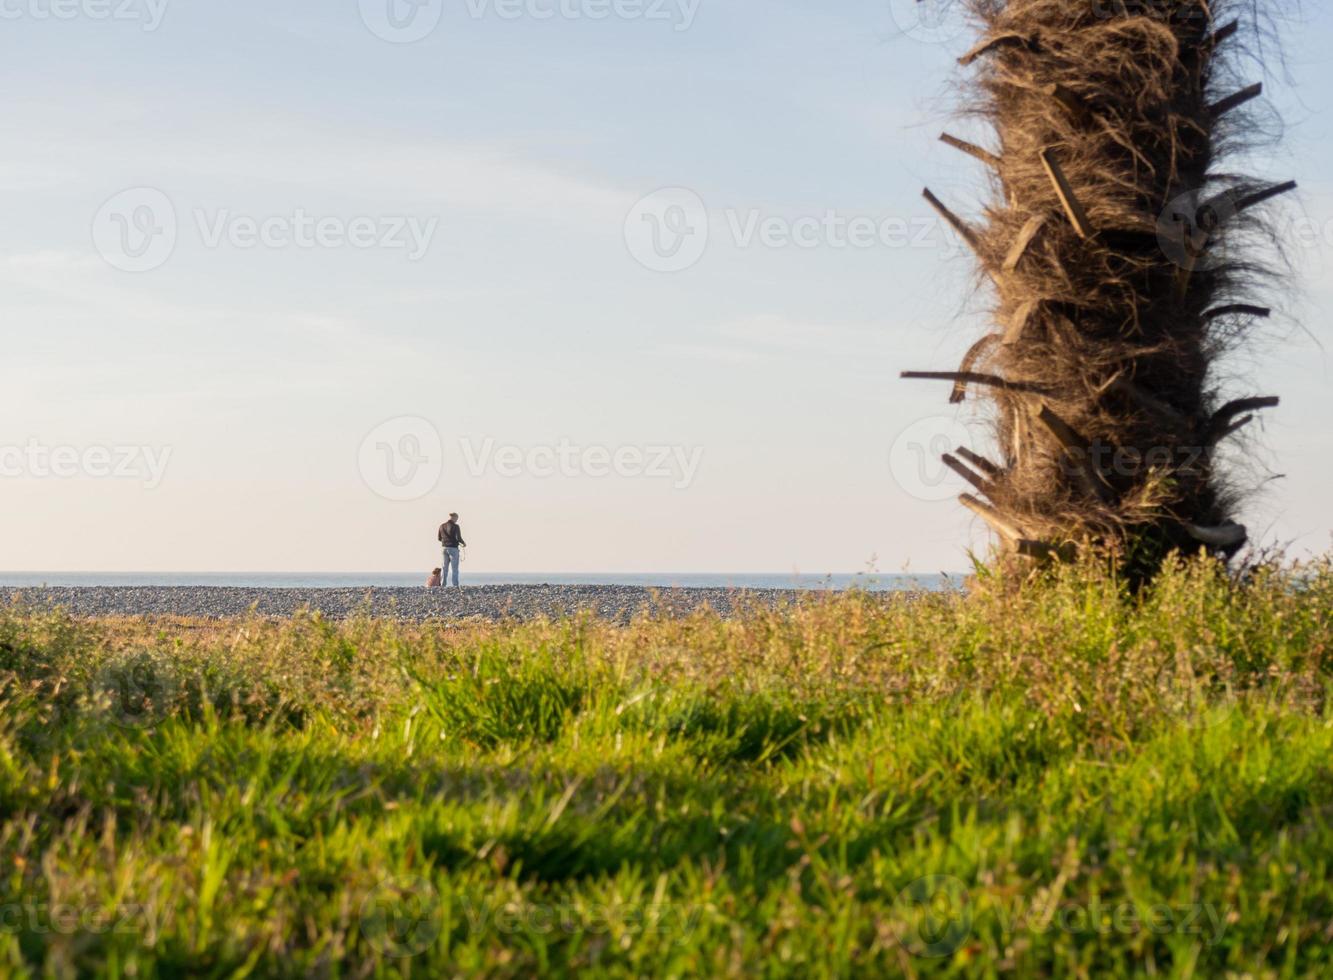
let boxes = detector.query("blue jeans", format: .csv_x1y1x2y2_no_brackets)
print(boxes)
442,547,461,587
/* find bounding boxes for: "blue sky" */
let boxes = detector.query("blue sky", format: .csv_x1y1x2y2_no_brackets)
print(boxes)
2,0,1330,574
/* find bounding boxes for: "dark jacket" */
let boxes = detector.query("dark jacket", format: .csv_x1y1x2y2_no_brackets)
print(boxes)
438,521,466,548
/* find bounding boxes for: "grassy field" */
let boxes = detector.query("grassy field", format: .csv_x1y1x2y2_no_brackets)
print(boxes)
2,557,1331,978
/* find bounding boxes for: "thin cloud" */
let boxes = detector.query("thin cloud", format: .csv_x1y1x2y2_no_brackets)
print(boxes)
5,108,633,226
658,314,908,363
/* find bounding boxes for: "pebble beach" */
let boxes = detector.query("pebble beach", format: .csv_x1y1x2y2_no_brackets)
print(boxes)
5,584,831,623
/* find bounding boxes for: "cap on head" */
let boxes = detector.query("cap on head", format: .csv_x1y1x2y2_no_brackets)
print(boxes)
449,512,459,519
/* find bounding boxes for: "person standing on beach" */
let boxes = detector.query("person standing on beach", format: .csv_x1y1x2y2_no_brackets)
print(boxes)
437,513,466,588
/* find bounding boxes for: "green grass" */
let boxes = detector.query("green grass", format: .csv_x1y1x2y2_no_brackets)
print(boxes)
1,556,1332,977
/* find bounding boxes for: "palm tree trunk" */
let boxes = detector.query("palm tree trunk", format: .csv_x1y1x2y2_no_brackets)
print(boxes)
907,1,1292,576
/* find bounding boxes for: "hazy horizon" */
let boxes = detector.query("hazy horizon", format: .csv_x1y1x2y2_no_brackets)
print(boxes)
0,569,959,593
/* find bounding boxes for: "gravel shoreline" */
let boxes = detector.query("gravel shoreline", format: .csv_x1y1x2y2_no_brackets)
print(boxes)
4,585,848,623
